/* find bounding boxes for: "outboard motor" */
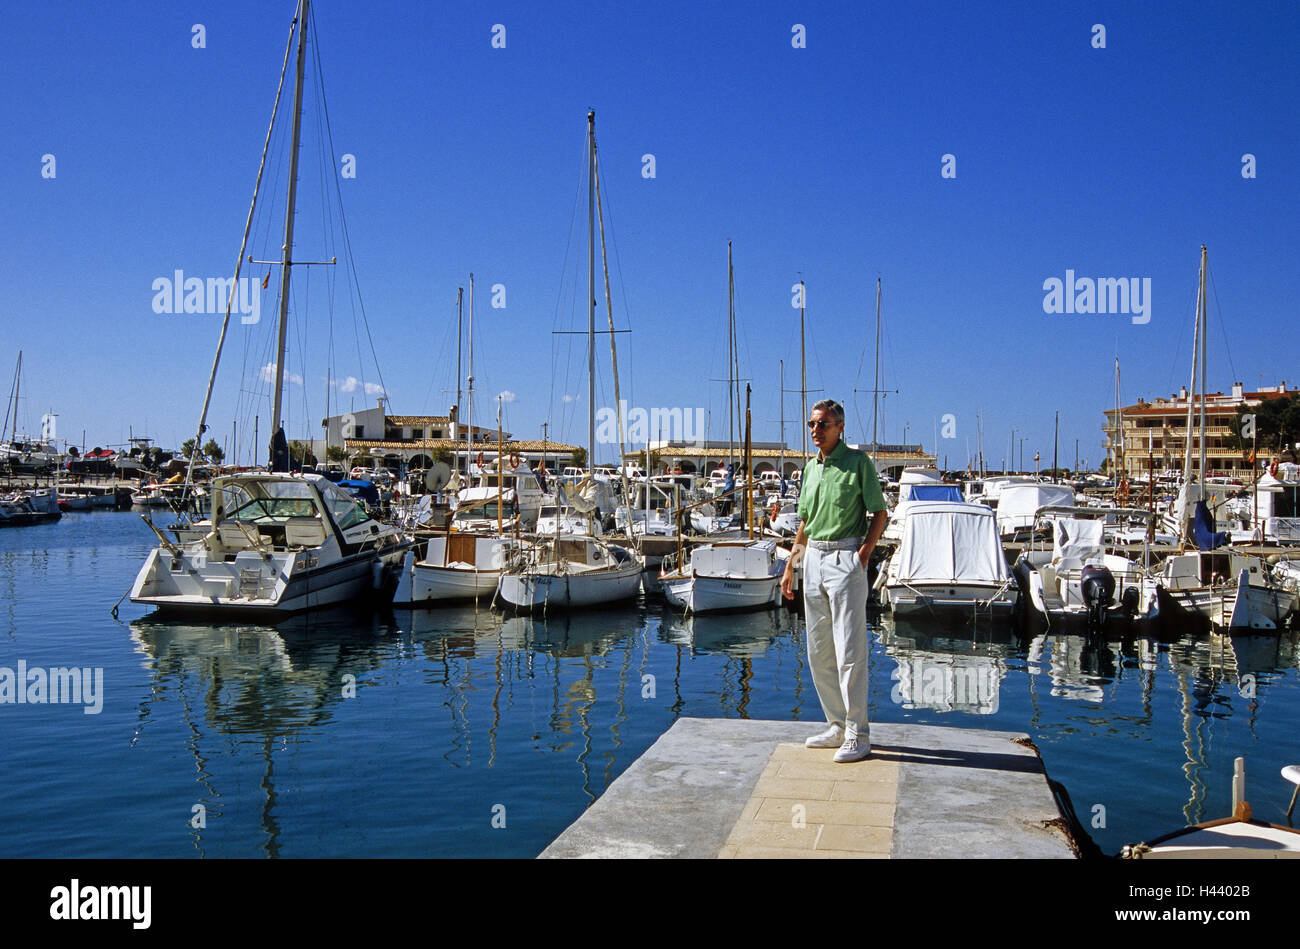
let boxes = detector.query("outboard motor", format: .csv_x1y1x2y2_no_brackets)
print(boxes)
1119,585,1141,619
1080,564,1115,629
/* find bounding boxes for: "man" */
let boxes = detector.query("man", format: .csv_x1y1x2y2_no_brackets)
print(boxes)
780,399,888,763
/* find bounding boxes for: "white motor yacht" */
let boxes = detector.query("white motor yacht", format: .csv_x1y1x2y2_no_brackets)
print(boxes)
130,472,410,617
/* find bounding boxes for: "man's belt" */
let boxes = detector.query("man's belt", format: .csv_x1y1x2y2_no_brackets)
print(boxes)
806,537,863,551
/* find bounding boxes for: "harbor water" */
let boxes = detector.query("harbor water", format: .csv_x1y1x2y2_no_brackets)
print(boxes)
1,512,1297,858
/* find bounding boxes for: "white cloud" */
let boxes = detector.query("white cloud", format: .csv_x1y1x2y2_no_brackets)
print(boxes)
333,375,385,397
259,363,303,386
562,393,579,403
498,390,517,403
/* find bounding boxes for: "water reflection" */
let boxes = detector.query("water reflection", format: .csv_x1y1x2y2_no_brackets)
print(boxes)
877,614,1022,715
115,597,1299,856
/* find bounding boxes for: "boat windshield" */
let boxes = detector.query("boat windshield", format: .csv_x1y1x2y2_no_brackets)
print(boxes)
317,478,373,531
218,480,320,523
455,500,518,520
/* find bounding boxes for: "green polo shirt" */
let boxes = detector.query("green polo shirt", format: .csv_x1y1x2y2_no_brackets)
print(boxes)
797,440,887,541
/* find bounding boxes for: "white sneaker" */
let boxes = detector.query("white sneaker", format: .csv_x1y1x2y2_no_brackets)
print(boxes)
833,736,871,763
805,724,845,749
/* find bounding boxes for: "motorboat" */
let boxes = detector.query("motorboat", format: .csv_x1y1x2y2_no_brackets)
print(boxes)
994,482,1076,539
130,472,410,617
0,488,61,527
1012,506,1156,628
876,501,1017,618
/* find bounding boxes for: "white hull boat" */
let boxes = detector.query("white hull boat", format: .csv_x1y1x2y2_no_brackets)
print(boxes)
130,473,410,618
660,540,786,614
496,536,643,612
392,533,519,605
878,501,1016,619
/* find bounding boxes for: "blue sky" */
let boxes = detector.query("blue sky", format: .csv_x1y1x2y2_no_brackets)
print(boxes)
3,0,1297,469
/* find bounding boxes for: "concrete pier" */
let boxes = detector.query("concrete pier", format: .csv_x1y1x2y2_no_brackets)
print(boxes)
539,718,1076,859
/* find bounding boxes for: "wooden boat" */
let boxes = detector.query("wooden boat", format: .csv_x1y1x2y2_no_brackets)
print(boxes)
660,539,787,614
1122,758,1300,858
392,533,520,605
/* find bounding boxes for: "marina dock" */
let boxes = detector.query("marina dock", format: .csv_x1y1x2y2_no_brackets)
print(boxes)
539,718,1077,859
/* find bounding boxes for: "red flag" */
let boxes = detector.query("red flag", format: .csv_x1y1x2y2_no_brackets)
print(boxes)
262,271,271,289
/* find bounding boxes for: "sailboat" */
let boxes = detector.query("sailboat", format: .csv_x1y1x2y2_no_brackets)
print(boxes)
660,337,788,615
495,111,643,613
130,0,409,617
1151,246,1295,630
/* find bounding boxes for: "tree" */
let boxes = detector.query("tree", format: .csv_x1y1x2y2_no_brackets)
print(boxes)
202,439,225,464
180,438,198,460
288,440,317,469
1234,393,1300,461
326,445,348,463
569,447,587,469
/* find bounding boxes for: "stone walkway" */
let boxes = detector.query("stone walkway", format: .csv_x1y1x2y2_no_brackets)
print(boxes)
539,718,1076,859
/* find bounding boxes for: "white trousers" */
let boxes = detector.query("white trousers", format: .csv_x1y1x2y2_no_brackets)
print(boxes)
802,546,870,738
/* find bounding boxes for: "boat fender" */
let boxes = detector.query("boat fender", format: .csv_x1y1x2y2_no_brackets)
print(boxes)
509,452,520,469
476,451,484,468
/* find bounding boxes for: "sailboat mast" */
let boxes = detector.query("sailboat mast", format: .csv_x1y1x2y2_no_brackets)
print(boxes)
270,0,308,445
1197,244,1208,481
455,285,463,448
1,351,19,445
872,277,881,449
800,280,807,463
731,245,740,471
779,359,785,477
467,273,475,475
586,111,596,473
1115,357,1123,479
728,241,735,471
1182,252,1203,488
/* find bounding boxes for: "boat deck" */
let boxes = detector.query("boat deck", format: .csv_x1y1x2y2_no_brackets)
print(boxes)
539,718,1075,858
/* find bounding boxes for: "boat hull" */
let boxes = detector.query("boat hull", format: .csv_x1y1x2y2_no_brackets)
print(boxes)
496,562,642,612
660,572,781,614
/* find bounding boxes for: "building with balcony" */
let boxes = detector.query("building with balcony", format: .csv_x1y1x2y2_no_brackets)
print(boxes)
322,401,579,473
1103,381,1291,482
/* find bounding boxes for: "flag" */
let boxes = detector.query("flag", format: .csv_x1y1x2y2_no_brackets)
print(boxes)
262,271,270,289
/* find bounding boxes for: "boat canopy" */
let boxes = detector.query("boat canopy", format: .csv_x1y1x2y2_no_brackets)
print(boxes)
995,484,1075,533
895,502,1010,584
909,484,963,503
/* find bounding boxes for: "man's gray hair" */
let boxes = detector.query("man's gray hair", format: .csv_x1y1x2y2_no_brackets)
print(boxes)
811,399,845,424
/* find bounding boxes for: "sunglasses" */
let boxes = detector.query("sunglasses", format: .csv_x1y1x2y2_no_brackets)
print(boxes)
807,419,840,430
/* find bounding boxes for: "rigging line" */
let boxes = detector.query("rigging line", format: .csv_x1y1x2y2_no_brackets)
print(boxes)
1207,264,1237,386
310,13,391,414
551,140,587,445
1164,266,1200,395
593,172,636,409
183,7,297,497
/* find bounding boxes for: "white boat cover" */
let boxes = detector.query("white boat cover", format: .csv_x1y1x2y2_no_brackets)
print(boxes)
896,467,943,502
895,502,1010,584
995,484,1076,534
1051,517,1104,569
